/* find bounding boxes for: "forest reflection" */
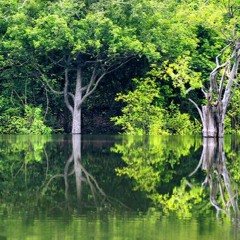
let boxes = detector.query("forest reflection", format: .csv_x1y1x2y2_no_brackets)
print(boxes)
0,135,240,222
114,135,240,221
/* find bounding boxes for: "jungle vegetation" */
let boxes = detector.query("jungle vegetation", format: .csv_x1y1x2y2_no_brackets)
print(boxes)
1,0,240,135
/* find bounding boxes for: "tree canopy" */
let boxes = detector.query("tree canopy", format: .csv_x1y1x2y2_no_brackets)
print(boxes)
1,0,240,134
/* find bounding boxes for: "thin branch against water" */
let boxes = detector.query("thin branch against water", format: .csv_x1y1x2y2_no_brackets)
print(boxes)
189,151,204,177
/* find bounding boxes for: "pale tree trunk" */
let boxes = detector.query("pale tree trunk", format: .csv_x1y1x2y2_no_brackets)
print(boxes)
41,55,132,134
67,58,131,134
64,63,106,134
43,135,124,210
202,103,224,138
70,134,107,208
72,66,82,134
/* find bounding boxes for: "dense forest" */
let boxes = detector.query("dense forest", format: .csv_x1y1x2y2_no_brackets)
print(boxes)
1,0,240,135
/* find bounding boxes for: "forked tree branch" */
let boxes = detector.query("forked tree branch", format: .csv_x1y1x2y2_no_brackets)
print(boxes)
77,72,106,109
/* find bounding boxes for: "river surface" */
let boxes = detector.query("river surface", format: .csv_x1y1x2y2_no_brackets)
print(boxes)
1,134,240,239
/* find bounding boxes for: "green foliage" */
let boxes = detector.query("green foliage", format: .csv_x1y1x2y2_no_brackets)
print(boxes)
164,103,201,135
113,136,240,219
224,89,240,134
112,76,200,135
225,136,240,183
113,135,208,218
25,0,164,60
151,178,205,218
111,78,167,135
164,56,202,93
1,0,240,135
0,100,52,134
113,135,201,192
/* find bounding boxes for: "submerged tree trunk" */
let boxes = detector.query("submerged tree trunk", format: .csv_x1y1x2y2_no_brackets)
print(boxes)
202,103,224,138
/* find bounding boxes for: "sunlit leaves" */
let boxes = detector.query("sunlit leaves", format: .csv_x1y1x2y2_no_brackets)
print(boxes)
0,103,52,134
164,56,202,93
111,78,167,135
112,71,200,135
30,14,74,51
151,178,204,218
113,135,200,194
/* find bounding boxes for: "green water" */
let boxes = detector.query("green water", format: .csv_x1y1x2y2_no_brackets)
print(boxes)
1,135,240,239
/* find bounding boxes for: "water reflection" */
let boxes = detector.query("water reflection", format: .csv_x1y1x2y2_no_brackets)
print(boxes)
42,135,127,213
115,135,240,221
190,138,239,221
1,135,240,239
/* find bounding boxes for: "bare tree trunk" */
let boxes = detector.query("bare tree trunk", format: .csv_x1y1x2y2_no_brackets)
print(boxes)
72,66,82,134
72,104,81,134
202,103,224,138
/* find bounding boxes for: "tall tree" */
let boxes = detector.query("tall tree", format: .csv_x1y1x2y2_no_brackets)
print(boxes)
15,0,165,134
2,0,200,134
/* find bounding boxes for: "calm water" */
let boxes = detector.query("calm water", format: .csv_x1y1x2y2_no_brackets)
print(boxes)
1,134,240,239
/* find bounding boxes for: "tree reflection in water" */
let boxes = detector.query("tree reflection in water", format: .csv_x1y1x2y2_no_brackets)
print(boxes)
114,135,240,221
190,138,239,221
42,135,125,212
1,135,239,222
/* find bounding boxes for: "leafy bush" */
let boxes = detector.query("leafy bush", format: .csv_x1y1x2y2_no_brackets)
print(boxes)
112,78,200,135
164,103,201,135
0,99,52,134
111,78,168,135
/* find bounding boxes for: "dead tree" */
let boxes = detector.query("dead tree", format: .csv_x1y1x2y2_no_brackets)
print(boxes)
189,41,240,138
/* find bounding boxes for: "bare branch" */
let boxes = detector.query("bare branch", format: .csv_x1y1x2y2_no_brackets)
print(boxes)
217,62,229,102
85,63,98,95
222,49,240,116
189,151,204,177
216,43,232,66
47,55,65,67
64,68,73,114
12,88,25,106
208,43,232,93
42,83,49,119
35,65,64,95
210,61,229,93
79,162,106,198
78,72,106,109
41,78,64,95
106,56,134,74
201,86,208,99
185,87,193,94
77,57,134,109
188,98,204,124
